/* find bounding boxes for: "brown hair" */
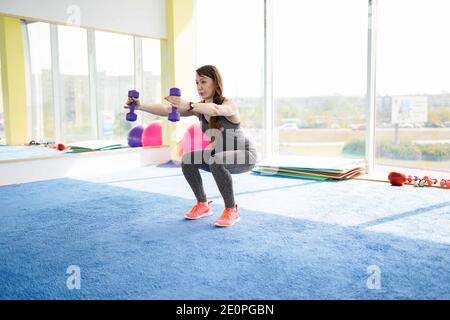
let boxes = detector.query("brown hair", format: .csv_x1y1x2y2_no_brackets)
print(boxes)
196,65,225,131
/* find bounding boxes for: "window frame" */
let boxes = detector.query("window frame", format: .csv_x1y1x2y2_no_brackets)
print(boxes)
24,21,163,144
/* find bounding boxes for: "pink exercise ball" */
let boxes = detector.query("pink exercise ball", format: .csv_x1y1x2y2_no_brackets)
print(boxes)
141,121,162,147
182,123,211,154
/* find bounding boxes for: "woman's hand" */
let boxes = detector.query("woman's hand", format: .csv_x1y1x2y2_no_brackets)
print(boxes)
164,96,190,111
123,97,142,110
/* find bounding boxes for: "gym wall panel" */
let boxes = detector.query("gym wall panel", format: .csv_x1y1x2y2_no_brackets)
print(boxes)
0,16,28,145
0,0,166,39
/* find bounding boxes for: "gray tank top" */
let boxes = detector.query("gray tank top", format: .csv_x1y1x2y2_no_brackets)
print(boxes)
199,113,254,152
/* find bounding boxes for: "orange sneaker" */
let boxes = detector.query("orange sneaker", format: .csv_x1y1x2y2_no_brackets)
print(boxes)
184,201,213,220
214,204,240,227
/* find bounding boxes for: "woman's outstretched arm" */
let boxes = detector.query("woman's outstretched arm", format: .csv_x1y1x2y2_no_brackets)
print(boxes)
164,96,237,117
136,104,170,116
125,97,197,117
191,101,237,117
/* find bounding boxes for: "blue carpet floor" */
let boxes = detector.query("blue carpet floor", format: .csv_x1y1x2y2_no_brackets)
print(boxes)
0,167,449,299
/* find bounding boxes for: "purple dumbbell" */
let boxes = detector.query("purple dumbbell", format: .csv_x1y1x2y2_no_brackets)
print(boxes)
126,90,140,122
168,87,181,122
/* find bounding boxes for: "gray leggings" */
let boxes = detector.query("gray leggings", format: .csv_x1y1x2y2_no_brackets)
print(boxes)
181,148,258,208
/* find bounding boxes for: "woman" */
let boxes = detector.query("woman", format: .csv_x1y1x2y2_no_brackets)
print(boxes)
125,65,258,227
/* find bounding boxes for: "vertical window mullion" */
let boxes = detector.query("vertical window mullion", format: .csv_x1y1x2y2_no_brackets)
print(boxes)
87,29,98,139
22,21,34,141
134,37,143,126
50,24,62,142
264,0,274,159
366,0,378,174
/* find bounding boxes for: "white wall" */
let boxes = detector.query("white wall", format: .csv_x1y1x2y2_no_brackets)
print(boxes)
0,0,166,39
0,146,171,186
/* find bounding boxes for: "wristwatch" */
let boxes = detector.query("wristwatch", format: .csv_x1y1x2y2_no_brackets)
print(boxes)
188,102,194,112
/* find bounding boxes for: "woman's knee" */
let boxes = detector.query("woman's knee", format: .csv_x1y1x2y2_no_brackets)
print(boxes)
181,151,197,165
181,152,192,166
228,163,255,174
209,159,254,175
208,160,223,171
182,150,210,165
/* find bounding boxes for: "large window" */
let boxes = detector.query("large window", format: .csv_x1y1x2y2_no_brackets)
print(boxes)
27,22,54,141
25,22,163,145
196,0,265,154
273,0,368,159
95,31,135,141
58,25,92,142
375,0,450,174
142,38,162,125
